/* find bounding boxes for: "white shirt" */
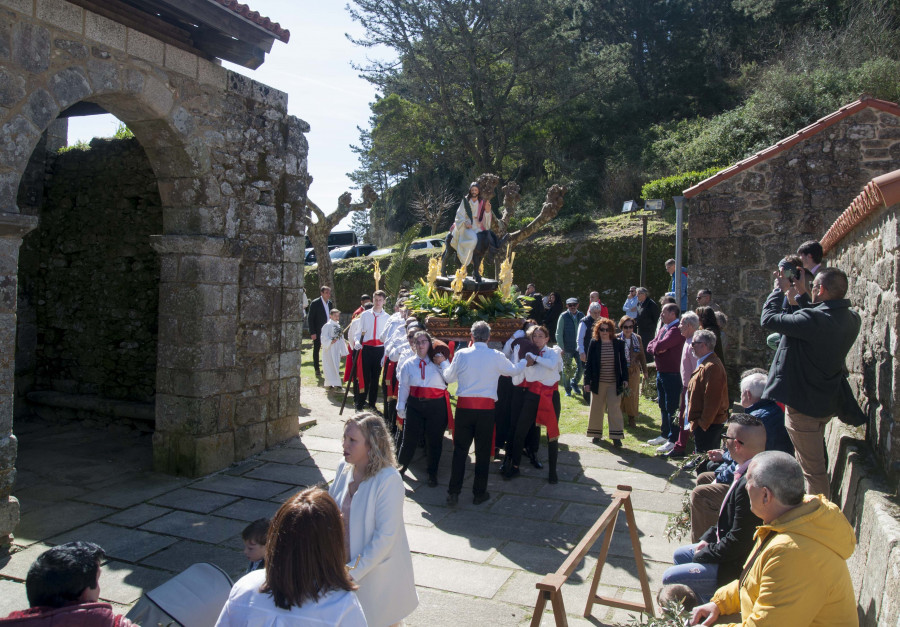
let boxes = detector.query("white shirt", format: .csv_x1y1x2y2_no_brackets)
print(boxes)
396,356,449,417
389,341,414,364
524,345,563,385
576,316,597,354
352,309,390,348
442,342,525,400
379,312,405,344
215,570,366,627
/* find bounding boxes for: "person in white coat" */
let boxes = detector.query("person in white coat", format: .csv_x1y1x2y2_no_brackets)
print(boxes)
330,413,417,627
215,487,366,627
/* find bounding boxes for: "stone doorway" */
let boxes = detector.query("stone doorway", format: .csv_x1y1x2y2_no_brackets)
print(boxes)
15,116,162,435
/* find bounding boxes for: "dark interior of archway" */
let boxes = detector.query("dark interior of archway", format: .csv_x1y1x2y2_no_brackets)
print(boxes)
14,117,161,431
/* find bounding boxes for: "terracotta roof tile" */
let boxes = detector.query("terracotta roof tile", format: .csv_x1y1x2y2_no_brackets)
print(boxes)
821,169,900,254
683,96,900,198
214,0,290,43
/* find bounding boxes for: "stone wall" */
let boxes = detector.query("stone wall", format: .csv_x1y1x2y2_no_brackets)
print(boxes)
688,106,900,385
16,137,161,413
0,0,310,543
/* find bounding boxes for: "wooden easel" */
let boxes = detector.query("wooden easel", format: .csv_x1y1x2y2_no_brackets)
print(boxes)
530,485,655,626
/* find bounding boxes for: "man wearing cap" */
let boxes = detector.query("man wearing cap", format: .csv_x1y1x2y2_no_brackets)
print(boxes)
442,321,528,506
556,298,585,396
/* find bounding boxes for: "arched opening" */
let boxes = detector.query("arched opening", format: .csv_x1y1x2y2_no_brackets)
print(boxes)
13,108,164,498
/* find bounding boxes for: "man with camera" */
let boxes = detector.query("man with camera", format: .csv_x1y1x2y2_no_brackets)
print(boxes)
760,266,860,497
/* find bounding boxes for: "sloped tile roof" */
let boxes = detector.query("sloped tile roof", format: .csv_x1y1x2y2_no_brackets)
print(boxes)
214,0,290,43
683,96,900,199
821,168,900,254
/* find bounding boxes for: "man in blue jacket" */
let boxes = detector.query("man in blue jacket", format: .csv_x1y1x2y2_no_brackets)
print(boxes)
666,259,688,312
760,267,860,497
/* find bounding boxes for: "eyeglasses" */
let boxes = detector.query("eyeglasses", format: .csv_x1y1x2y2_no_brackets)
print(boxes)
721,434,744,445
598,326,611,332
621,324,634,329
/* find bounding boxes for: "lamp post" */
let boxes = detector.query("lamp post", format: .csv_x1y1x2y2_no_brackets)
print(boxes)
673,195,685,308
623,200,662,287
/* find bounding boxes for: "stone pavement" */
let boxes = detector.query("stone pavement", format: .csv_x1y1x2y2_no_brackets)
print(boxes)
0,385,695,626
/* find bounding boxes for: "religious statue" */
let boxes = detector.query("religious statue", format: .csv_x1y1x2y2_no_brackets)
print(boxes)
441,176,505,283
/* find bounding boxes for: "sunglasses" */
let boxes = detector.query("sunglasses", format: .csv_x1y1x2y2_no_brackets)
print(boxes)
621,324,634,329
721,434,744,445
598,326,611,332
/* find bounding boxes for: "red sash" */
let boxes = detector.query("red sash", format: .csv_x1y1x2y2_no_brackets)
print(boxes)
341,350,366,390
457,397,495,410
362,339,383,346
385,360,397,399
525,380,560,440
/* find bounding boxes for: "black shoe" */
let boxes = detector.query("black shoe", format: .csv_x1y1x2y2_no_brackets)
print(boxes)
503,466,520,480
446,493,458,506
683,457,700,471
473,492,490,505
592,437,601,444
499,455,511,475
666,449,687,460
548,471,558,484
613,439,622,448
528,451,543,469
428,474,438,487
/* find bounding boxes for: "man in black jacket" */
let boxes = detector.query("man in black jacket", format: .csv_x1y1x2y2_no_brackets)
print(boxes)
662,414,767,602
307,285,333,377
760,267,860,497
634,287,659,351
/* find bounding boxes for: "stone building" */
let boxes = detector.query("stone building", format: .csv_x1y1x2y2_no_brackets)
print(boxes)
684,97,900,384
0,0,309,545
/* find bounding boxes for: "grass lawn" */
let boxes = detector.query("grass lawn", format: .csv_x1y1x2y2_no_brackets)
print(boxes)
299,342,677,455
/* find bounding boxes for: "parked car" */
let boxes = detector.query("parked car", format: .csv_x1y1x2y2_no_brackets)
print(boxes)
329,244,378,261
304,248,317,265
367,238,445,256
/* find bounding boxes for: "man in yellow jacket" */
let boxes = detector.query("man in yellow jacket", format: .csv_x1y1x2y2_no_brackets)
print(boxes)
691,450,857,626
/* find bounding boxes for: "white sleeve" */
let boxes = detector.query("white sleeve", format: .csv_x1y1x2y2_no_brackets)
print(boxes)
496,351,526,377
532,347,561,373
396,362,410,417
352,314,364,346
348,471,405,582
442,352,459,383
576,321,587,354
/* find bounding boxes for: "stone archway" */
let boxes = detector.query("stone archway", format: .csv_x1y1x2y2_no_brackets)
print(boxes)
0,6,310,545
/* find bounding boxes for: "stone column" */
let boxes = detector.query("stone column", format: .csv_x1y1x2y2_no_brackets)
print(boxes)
0,212,38,547
150,234,241,477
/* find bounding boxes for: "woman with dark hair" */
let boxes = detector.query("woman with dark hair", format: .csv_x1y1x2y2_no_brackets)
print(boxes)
618,315,648,428
696,306,724,363
396,331,451,487
502,325,562,483
330,413,417,627
583,317,629,447
543,292,564,344
215,487,365,626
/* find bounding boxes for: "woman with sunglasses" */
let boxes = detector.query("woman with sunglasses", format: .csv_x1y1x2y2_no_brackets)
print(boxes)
617,316,648,428
583,317,629,446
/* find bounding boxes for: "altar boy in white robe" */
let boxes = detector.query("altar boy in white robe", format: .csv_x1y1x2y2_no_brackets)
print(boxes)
321,309,348,389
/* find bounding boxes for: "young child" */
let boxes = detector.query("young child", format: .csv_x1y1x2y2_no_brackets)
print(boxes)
321,308,349,389
657,583,700,613
241,518,269,575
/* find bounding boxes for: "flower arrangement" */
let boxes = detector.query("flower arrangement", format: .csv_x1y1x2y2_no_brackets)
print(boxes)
406,281,530,326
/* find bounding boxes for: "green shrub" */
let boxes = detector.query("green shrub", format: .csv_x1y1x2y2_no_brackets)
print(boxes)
640,166,723,208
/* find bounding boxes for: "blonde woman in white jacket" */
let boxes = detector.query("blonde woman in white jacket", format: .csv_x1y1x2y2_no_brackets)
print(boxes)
330,413,418,627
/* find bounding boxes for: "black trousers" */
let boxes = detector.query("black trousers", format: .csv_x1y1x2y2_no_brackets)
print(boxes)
694,422,725,453
448,407,495,496
312,337,322,373
398,397,448,475
354,345,384,410
509,389,560,467
495,376,513,451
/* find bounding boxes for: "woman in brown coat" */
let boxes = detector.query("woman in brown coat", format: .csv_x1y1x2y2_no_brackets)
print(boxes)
617,315,648,427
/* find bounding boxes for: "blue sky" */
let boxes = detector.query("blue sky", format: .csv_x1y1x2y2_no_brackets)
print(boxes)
68,1,388,229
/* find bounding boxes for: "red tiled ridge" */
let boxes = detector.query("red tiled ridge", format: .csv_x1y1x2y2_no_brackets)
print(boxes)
214,0,290,43
683,96,900,199
821,169,900,254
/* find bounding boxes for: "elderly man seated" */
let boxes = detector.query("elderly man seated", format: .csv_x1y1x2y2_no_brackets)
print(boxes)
2,541,135,626
690,451,857,626
740,372,793,455
663,414,767,603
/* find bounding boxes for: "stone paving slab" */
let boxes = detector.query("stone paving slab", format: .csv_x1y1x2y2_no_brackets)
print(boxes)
139,511,245,544
256,446,312,465
402,499,453,528
213,498,282,522
0,542,53,580
102,504,172,528
0,579,29,617
49,522,177,563
77,474,188,509
192,475,290,500
243,462,328,486
14,501,118,545
411,554,513,598
295,434,344,454
407,586,530,626
489,494,565,521
99,560,170,605
139,540,247,580
406,524,496,564
149,488,240,514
